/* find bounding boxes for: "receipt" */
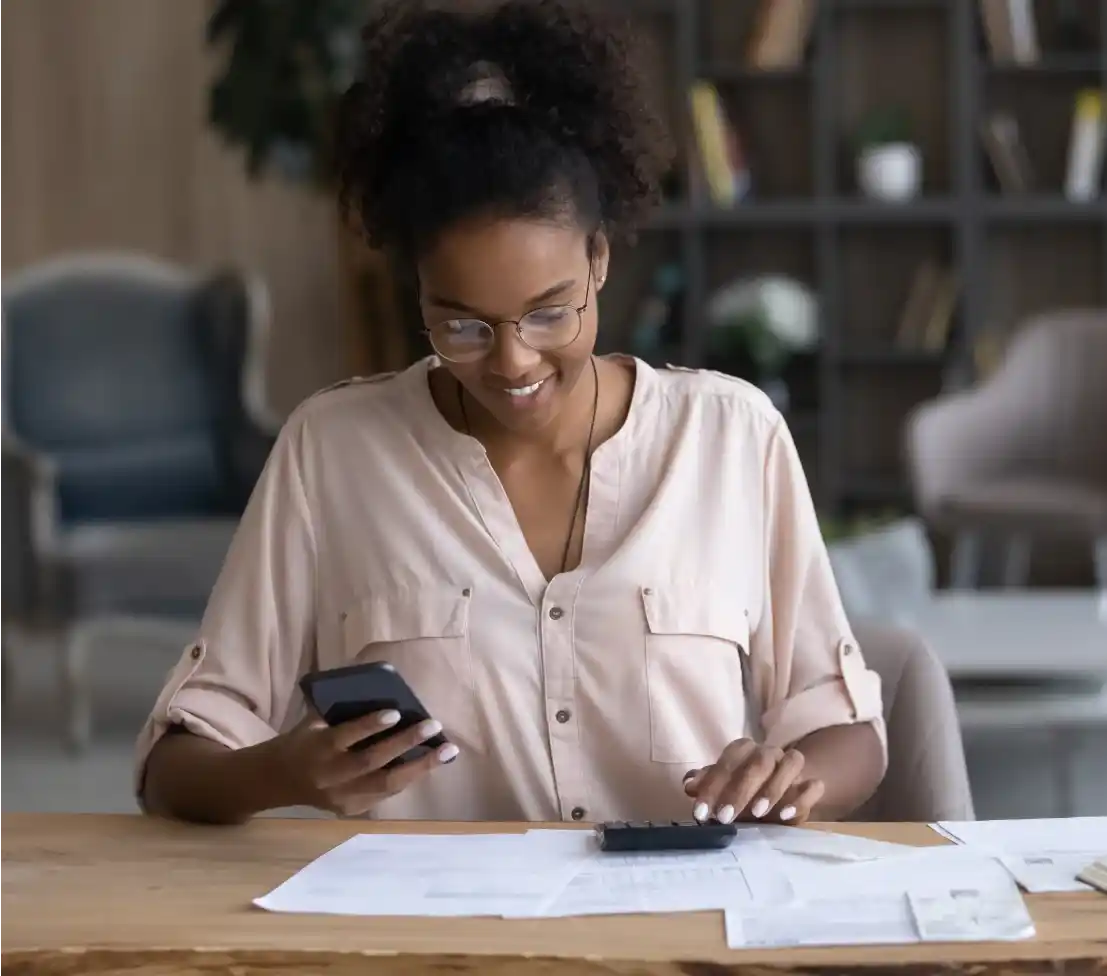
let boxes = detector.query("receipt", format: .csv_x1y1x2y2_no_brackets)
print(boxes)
908,887,1036,942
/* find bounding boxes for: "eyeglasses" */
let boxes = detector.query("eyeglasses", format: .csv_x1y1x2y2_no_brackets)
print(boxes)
424,260,594,365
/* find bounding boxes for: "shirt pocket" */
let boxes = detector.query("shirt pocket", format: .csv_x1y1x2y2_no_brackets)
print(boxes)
641,585,751,765
341,585,484,755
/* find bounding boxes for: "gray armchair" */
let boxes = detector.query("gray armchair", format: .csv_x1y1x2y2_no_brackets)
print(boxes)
905,308,1107,588
2,252,279,748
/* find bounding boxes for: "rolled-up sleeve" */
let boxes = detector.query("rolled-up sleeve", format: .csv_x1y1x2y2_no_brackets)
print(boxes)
749,418,887,763
134,413,318,802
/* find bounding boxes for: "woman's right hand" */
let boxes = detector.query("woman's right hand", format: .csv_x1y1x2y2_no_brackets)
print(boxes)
273,709,458,817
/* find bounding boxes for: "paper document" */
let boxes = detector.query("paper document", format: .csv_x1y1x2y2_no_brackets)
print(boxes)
934,817,1107,893
908,887,1035,942
726,847,1034,949
728,894,918,948
755,825,919,862
254,830,595,917
935,817,1107,854
512,829,792,918
780,843,1021,901
1000,852,1100,893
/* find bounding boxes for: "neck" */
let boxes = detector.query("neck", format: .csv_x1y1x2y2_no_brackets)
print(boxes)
463,358,601,458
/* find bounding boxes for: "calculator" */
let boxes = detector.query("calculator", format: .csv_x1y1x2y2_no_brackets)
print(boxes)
595,820,738,852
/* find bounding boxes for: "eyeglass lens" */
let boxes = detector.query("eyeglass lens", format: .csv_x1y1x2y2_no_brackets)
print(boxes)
428,305,582,362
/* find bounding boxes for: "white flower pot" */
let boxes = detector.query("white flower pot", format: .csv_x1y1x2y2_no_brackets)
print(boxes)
857,143,922,202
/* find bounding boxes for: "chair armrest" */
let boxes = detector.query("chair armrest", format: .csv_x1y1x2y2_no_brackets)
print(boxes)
240,271,284,437
2,433,60,621
232,272,280,498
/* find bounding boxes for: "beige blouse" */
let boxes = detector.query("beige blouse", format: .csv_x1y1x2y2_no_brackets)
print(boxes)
135,356,886,823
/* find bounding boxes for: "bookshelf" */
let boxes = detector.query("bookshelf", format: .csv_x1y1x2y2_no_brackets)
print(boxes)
601,0,1106,517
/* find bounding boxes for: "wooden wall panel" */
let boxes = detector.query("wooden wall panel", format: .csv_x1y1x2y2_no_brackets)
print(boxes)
1,0,349,416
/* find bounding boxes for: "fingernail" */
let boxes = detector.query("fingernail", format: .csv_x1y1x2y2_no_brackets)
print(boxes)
693,802,709,822
751,797,771,819
438,743,459,763
682,770,697,784
418,719,443,738
716,804,735,824
378,710,401,726
779,805,797,822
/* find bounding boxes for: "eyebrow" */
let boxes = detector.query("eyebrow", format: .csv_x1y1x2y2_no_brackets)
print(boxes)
425,278,578,316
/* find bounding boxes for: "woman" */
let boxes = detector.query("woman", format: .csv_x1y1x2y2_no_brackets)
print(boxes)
139,0,886,827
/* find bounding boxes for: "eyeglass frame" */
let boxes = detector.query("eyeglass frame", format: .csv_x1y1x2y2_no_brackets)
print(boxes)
421,238,597,364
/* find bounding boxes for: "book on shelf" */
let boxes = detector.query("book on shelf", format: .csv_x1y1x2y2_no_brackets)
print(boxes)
979,0,1039,65
1065,89,1105,202
980,111,1034,194
971,331,1007,379
893,261,958,354
746,0,816,71
688,81,750,208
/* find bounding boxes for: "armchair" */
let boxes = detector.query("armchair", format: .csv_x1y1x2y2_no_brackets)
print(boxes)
905,308,1107,588
2,252,279,748
851,621,975,823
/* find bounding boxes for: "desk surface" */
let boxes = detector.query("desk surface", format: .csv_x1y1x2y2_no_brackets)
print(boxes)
3,814,1106,975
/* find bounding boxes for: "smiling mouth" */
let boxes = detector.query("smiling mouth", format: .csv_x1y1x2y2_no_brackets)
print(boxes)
503,377,550,398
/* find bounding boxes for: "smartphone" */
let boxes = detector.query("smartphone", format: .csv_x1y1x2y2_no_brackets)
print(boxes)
298,661,448,768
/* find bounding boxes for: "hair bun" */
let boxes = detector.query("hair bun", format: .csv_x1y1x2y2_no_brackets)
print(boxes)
336,0,671,256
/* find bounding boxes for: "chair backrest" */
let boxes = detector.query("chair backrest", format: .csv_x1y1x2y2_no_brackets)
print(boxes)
2,254,250,522
852,620,975,822
990,309,1107,483
906,308,1107,512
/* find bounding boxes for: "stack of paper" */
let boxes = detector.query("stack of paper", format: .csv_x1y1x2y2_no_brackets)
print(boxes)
254,830,595,917
726,843,1035,948
934,817,1107,894
755,825,919,862
253,823,1041,950
509,828,792,918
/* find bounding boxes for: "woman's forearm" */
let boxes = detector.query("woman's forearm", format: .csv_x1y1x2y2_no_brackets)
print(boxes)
142,731,293,825
795,722,885,821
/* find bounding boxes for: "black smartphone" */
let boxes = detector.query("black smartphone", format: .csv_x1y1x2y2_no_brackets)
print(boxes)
298,661,448,768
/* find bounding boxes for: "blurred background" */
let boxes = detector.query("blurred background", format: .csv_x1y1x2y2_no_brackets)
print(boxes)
3,0,1105,819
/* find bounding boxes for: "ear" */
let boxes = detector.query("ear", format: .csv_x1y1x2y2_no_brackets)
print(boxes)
592,230,611,292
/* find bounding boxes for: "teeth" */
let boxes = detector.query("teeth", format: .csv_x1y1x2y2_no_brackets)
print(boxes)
506,378,545,397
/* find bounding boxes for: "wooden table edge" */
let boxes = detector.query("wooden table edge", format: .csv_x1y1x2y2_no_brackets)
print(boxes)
5,814,1107,975
4,947,1107,976
5,947,1107,976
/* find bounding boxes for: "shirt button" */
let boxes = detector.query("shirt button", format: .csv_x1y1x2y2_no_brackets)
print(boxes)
462,587,471,597
548,606,564,620
571,807,586,821
555,709,571,724
190,645,202,660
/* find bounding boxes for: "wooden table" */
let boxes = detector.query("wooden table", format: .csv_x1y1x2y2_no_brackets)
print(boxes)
3,814,1106,975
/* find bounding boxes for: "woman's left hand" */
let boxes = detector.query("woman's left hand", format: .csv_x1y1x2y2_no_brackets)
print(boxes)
683,738,826,826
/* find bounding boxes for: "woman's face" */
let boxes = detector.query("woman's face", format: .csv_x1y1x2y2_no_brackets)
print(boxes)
418,217,609,436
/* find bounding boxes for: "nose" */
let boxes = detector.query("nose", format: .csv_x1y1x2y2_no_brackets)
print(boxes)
485,321,542,379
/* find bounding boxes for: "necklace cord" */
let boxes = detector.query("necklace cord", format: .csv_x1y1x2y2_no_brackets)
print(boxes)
457,356,599,575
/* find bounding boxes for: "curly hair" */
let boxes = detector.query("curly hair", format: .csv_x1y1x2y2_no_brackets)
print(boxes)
334,0,673,263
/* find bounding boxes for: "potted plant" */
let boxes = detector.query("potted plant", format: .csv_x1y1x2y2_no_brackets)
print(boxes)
704,275,819,412
854,106,922,203
206,0,363,186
